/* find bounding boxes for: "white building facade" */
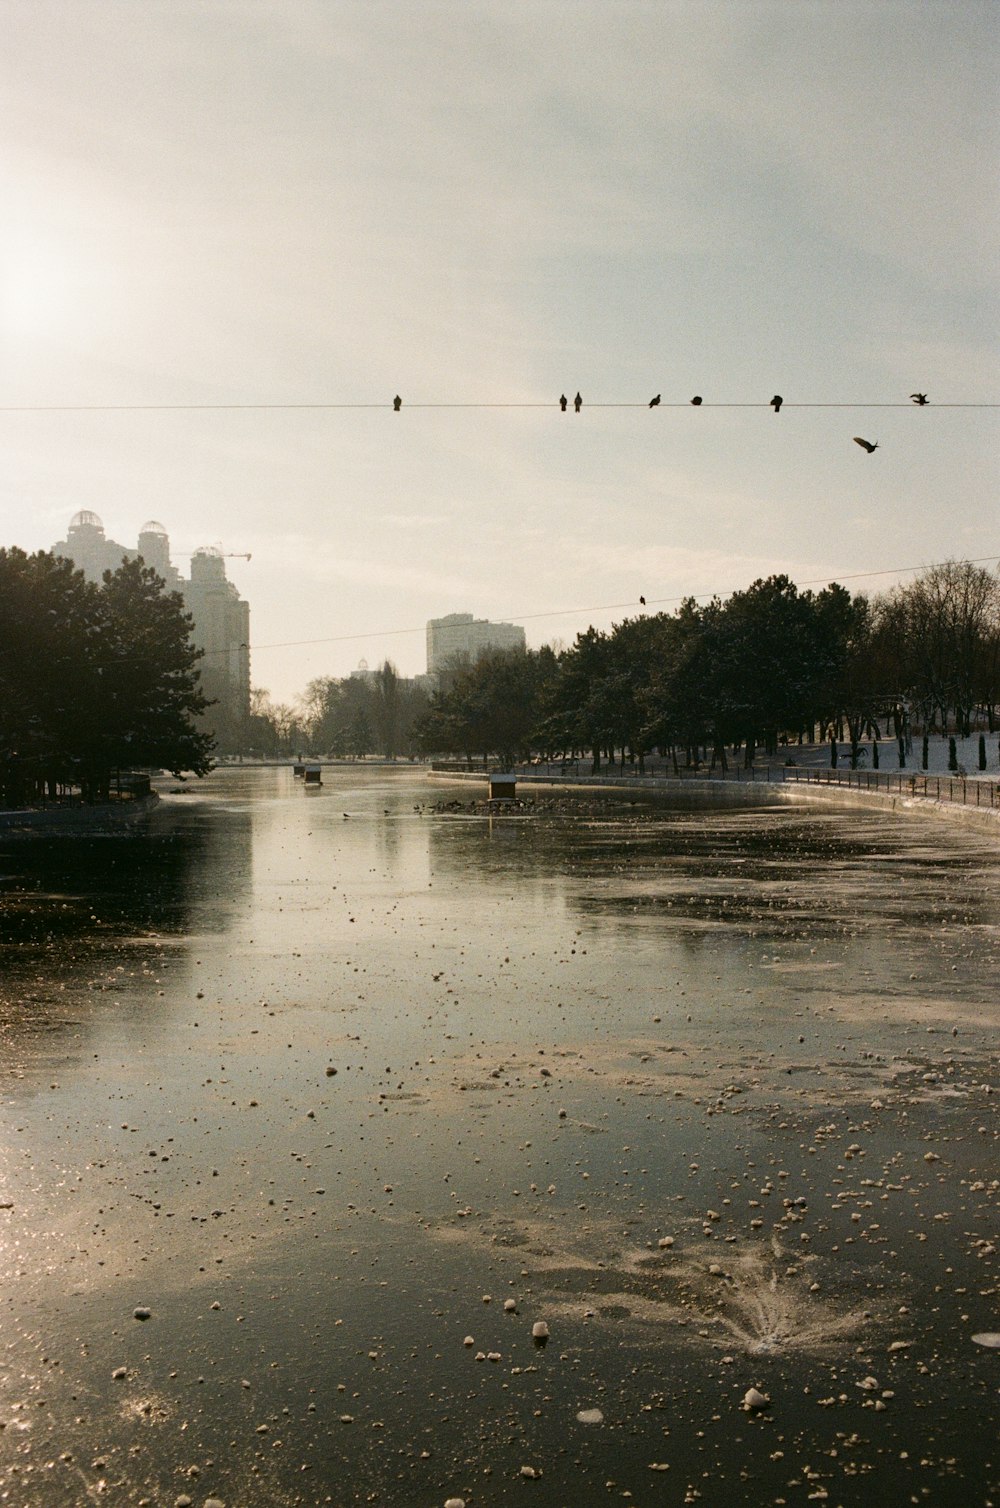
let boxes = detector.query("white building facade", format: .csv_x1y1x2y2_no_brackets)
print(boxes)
426,612,526,677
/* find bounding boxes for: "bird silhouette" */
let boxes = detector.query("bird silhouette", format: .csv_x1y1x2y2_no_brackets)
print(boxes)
910,393,928,405
649,394,661,408
559,394,568,412
853,436,878,453
690,395,703,405
393,395,402,411
639,595,646,605
771,395,783,412
574,392,582,412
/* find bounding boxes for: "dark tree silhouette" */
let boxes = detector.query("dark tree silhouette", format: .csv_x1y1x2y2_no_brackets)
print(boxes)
0,548,213,807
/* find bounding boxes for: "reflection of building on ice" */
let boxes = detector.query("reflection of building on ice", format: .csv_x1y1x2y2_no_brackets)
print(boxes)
50,511,251,752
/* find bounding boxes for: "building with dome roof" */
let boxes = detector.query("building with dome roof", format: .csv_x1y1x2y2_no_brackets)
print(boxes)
49,513,250,751
51,510,142,584
136,520,176,582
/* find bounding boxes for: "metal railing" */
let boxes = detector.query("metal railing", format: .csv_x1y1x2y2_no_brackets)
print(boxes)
781,765,1000,808
504,760,1000,809
434,757,1000,811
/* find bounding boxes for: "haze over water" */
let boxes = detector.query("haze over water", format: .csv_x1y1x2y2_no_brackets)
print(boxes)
1,767,997,1506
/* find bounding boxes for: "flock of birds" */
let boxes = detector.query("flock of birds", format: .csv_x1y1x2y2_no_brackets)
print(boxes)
391,390,932,452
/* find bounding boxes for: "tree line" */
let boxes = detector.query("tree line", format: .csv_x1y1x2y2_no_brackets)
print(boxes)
413,562,1000,771
0,547,213,807
7,545,994,805
248,664,432,760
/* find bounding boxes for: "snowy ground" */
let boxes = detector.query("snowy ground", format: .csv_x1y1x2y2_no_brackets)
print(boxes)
768,732,1000,781
523,733,1000,783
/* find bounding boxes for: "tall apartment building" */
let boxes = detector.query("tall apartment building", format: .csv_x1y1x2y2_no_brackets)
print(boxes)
426,612,526,677
50,511,250,751
183,546,251,750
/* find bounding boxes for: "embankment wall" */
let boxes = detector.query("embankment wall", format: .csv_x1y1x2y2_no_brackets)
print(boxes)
427,769,1000,830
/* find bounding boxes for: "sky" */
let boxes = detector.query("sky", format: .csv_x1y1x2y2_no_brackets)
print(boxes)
1,0,997,706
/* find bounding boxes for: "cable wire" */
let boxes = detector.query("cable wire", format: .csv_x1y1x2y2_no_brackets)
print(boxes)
239,553,1000,657
1,400,997,413
29,551,996,672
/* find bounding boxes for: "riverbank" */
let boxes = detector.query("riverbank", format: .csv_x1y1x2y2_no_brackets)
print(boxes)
435,733,1000,782
429,735,1000,831
431,771,1000,833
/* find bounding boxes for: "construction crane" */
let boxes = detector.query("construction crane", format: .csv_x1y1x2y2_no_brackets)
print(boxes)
173,550,252,560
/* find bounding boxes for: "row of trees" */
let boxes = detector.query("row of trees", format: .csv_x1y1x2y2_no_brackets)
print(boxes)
248,664,432,760
412,563,1000,770
0,548,213,807
8,545,989,806
879,561,1000,737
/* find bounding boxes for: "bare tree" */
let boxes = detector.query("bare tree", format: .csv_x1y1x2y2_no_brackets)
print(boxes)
893,562,1000,735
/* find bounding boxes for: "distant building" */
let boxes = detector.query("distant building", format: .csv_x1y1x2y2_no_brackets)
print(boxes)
52,510,184,588
50,511,250,751
184,547,251,750
426,612,526,677
349,658,434,695
136,519,182,589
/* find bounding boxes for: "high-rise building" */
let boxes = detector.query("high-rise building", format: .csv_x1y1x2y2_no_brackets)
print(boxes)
184,547,251,749
426,612,526,676
136,520,181,587
50,512,250,751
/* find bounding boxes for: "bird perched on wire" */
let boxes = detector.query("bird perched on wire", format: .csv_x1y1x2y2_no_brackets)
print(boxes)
649,394,661,408
853,436,879,453
574,392,582,412
771,395,783,412
910,393,928,405
393,395,402,411
639,595,646,605
690,395,703,405
559,394,568,412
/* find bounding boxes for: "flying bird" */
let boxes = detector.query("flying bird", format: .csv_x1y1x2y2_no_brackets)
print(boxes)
690,395,703,405
649,394,661,408
559,394,568,411
393,395,402,411
853,436,879,453
574,392,582,412
910,393,928,405
771,395,783,412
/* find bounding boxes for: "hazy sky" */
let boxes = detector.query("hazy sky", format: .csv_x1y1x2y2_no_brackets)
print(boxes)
2,1,997,704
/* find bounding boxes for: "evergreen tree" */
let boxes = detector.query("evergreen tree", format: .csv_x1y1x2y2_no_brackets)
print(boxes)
87,559,214,794
0,548,101,804
0,548,213,807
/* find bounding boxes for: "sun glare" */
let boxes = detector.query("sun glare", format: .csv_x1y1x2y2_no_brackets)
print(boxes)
1,247,73,338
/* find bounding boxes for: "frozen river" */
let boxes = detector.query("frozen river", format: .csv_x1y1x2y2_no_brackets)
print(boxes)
1,766,997,1507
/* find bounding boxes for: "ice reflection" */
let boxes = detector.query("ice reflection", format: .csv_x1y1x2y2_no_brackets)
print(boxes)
0,768,996,1507
0,798,253,1088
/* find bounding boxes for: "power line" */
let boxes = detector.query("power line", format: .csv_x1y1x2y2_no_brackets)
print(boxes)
35,551,997,674
1,399,997,413
239,553,1000,658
